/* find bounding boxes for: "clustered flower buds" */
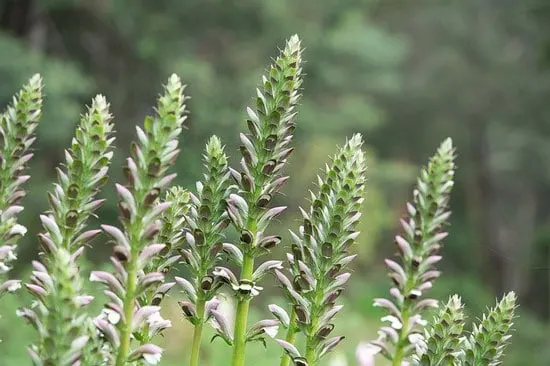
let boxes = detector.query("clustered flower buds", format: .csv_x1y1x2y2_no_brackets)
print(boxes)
274,134,367,366
414,295,465,364
219,34,303,366
144,185,190,305
411,292,517,366
369,138,456,364
91,74,188,366
462,291,517,366
0,74,42,297
175,136,232,361
20,95,115,365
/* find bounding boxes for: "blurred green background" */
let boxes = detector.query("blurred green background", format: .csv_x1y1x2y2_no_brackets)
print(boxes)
1,0,550,365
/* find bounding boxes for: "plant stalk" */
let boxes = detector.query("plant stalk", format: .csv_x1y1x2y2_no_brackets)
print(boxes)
116,252,138,366
190,297,206,366
279,310,298,366
305,314,321,365
392,306,410,366
305,347,316,365
304,265,329,366
231,254,255,366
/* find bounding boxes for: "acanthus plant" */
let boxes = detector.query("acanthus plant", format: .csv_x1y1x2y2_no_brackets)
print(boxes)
367,138,457,365
174,135,233,366
360,139,518,366
213,34,304,366
91,73,188,366
20,94,115,365
0,74,43,299
274,134,367,366
0,34,520,366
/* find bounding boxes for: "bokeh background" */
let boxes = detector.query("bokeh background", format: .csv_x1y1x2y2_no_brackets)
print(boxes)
1,0,550,365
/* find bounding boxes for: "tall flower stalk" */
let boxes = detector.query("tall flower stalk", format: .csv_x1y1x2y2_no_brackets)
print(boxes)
370,138,456,365
0,74,43,297
220,34,303,366
174,135,232,366
274,134,367,366
91,74,188,366
19,95,114,365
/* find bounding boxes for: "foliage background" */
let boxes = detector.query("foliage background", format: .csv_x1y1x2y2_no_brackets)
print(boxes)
0,0,549,364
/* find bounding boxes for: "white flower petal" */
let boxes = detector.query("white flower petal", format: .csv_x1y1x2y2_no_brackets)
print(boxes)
7,281,21,292
264,325,279,338
381,315,402,330
143,352,162,365
356,342,380,366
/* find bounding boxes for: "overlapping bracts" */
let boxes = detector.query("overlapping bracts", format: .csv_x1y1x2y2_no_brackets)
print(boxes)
0,74,42,297
20,95,115,365
91,74,188,365
274,134,367,366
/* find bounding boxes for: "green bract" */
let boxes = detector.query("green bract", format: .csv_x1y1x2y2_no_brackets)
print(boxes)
416,295,465,365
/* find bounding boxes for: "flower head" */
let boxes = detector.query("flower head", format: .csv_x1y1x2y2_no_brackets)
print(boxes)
20,94,114,365
0,74,42,298
463,292,517,366
370,138,456,363
274,134,367,364
95,74,188,363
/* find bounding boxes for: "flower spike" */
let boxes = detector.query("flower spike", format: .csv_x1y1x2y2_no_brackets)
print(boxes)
223,34,303,366
175,135,233,366
275,134,367,366
143,185,190,304
0,74,43,297
370,138,456,365
414,295,466,365
20,95,115,365
92,74,188,366
462,291,517,366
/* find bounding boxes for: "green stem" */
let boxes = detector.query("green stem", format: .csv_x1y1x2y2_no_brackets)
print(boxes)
231,254,255,366
304,276,326,366
116,254,137,366
392,307,410,366
190,297,206,366
305,347,316,365
279,310,298,366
